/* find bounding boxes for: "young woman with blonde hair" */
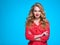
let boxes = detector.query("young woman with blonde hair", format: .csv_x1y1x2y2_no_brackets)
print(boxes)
25,2,50,45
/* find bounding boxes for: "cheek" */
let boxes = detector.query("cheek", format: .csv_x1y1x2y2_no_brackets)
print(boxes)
33,12,41,16
38,12,41,14
33,12,41,15
33,12,37,15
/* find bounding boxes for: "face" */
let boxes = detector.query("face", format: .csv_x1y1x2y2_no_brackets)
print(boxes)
33,6,41,19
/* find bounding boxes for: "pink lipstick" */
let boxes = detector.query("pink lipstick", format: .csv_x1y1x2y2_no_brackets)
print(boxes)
36,14,39,16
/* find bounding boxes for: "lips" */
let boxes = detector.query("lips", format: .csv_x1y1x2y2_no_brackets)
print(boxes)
36,14,39,16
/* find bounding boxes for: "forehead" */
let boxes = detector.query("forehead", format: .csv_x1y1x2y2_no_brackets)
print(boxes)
34,6,40,10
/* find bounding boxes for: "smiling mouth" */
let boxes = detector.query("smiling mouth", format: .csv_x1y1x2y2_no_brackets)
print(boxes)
36,14,39,16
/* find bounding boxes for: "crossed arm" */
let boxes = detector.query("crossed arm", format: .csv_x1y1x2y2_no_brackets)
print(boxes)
34,31,49,41
25,22,50,41
25,27,50,41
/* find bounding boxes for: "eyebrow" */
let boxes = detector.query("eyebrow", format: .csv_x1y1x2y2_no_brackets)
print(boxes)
33,9,40,11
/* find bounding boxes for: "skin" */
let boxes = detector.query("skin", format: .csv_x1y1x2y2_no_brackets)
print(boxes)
33,6,48,41
33,6,41,26
33,6,41,19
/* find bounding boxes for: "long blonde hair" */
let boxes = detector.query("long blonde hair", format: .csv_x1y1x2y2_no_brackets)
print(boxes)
26,2,48,28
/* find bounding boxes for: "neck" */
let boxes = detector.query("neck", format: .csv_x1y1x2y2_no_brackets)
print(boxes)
34,18,40,26
34,18,41,23
35,18,40,21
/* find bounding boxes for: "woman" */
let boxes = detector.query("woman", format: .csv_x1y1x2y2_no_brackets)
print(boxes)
25,2,50,45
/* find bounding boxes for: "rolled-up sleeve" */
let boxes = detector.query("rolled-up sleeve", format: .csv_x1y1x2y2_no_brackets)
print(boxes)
41,22,50,42
25,26,35,41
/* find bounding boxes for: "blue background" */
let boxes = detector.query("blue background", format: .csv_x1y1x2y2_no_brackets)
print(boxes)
0,0,60,45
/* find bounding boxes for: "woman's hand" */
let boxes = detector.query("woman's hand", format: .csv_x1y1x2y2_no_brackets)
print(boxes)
35,37,41,41
34,31,48,40
34,31,48,39
34,34,43,39
42,31,48,36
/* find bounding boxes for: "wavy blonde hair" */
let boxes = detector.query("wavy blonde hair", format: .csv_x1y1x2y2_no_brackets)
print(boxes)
26,2,48,28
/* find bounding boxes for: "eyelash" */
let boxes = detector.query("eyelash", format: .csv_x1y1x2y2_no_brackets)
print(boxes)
34,10,37,12
39,11,41,12
34,10,41,12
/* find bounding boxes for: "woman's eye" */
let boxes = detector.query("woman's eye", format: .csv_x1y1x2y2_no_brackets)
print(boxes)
33,10,41,12
34,10,37,12
39,10,41,12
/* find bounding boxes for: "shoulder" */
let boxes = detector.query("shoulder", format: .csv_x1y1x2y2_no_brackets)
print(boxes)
45,19,50,26
43,19,49,24
26,25,33,30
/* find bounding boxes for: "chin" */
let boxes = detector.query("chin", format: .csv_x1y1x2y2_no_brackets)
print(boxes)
36,17,39,19
35,16,40,18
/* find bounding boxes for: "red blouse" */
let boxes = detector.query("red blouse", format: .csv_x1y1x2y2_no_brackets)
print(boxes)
25,21,50,45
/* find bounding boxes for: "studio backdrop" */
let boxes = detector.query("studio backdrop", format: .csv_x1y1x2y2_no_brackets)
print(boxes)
0,0,60,45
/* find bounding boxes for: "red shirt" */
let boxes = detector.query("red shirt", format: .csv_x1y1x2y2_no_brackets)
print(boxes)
25,21,50,45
